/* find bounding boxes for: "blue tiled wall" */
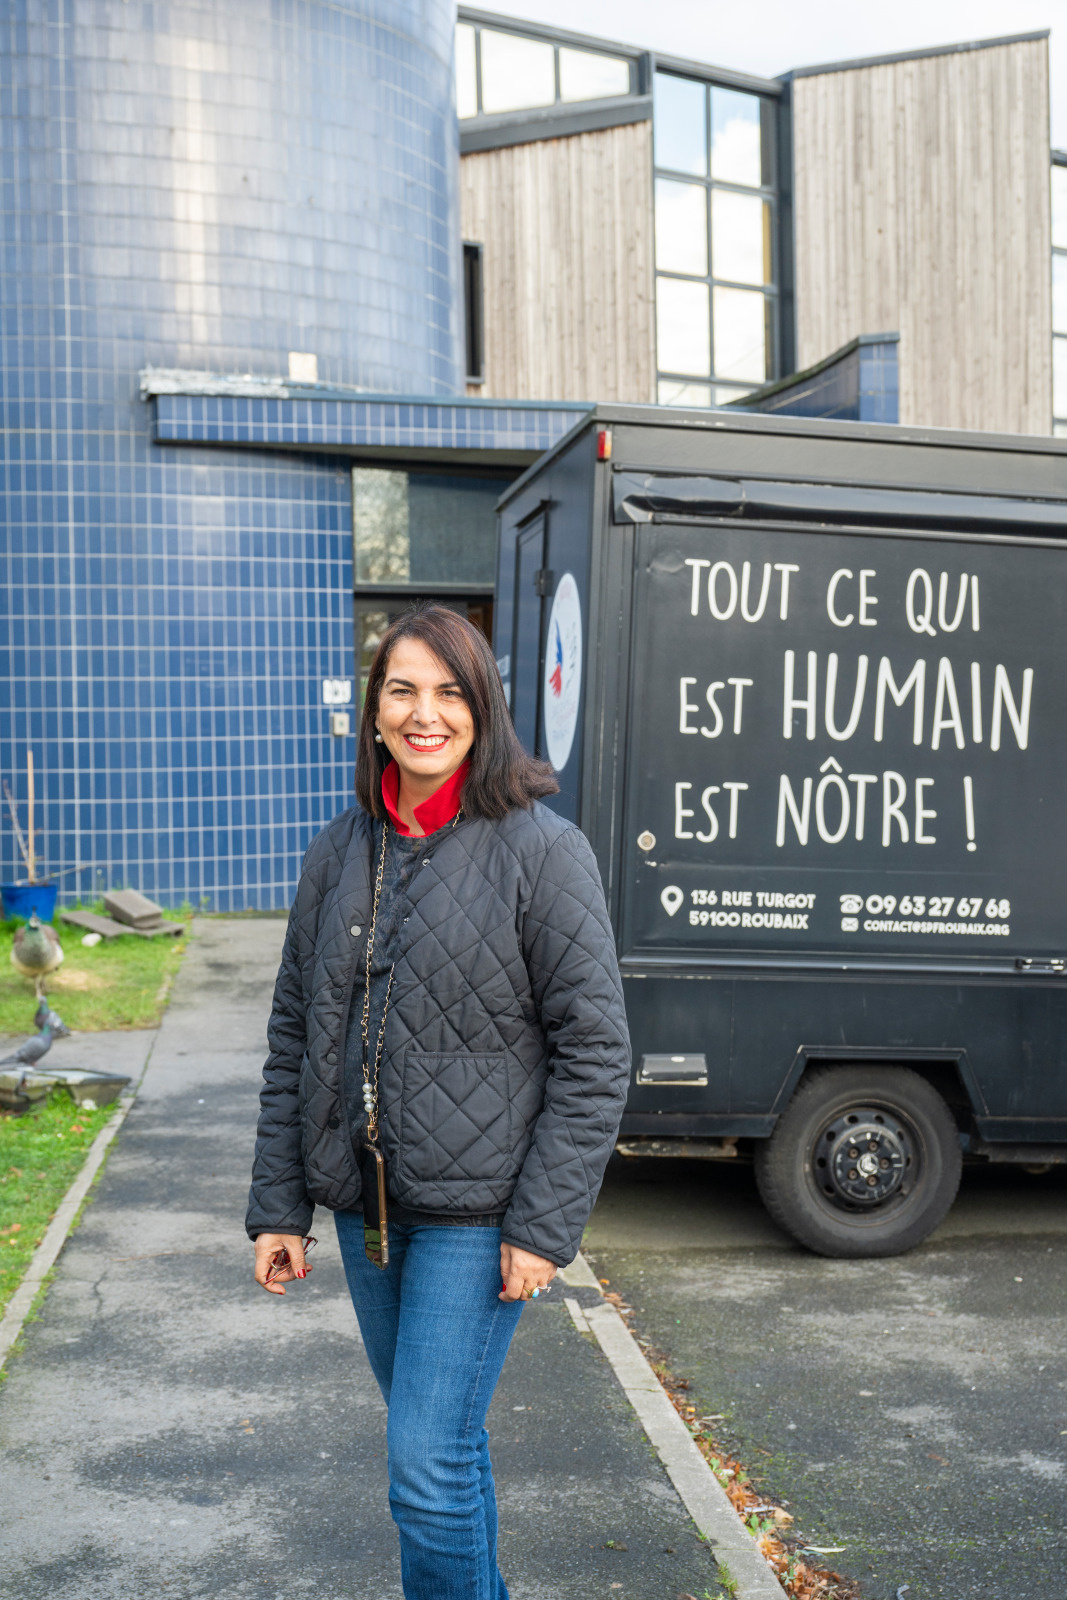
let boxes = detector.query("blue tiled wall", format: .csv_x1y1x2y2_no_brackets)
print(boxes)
5,447,356,906
0,0,462,909
151,390,588,456
733,335,900,424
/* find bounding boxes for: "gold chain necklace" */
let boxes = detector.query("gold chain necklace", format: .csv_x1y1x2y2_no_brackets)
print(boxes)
359,809,461,1143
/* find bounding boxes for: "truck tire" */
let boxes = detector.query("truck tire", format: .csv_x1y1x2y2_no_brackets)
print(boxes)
754,1065,962,1258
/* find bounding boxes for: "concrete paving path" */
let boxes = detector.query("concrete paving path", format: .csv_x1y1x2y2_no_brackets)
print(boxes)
586,1157,1067,1600
0,918,726,1600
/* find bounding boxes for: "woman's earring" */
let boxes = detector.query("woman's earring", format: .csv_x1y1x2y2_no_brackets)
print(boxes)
374,731,383,743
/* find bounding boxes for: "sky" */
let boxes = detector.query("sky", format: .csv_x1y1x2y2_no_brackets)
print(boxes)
482,0,1067,149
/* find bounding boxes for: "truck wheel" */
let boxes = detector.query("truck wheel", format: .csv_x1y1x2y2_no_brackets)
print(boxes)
754,1065,962,1258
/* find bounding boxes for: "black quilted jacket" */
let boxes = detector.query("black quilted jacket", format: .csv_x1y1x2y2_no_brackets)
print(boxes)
245,801,631,1266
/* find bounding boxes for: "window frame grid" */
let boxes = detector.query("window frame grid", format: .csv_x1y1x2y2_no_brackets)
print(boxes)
653,71,780,404
454,16,639,122
349,462,513,595
458,16,638,121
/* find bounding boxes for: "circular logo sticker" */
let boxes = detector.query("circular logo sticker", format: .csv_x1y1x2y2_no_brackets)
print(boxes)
543,572,582,772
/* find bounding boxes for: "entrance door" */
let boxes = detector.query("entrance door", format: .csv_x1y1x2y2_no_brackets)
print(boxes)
510,514,546,756
356,597,494,708
351,464,509,713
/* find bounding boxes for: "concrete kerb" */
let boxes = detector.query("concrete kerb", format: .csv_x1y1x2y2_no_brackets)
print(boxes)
0,1010,162,1376
0,1093,137,1374
558,1251,790,1600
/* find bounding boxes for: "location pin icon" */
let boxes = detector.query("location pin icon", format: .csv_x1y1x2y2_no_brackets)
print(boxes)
660,885,684,917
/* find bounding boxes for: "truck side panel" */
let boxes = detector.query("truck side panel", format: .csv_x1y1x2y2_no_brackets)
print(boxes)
621,967,1067,1128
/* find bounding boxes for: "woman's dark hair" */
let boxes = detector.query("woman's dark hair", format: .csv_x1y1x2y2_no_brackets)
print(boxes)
355,604,559,820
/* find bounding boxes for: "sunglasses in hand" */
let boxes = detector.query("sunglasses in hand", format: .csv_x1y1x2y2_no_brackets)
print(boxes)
264,1235,317,1286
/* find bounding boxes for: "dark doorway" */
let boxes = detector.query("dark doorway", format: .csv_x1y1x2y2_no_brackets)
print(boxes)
510,514,546,756
351,462,512,711
355,596,494,709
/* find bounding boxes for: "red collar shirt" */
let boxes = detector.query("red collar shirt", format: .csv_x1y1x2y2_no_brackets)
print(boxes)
380,759,469,836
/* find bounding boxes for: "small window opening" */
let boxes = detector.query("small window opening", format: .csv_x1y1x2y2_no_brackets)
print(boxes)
464,242,484,385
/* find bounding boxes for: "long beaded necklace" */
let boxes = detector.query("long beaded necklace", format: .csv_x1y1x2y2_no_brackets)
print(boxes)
359,807,462,1141
359,820,394,1143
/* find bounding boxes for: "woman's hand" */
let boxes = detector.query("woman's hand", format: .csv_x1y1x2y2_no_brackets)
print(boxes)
254,1233,312,1295
499,1242,557,1302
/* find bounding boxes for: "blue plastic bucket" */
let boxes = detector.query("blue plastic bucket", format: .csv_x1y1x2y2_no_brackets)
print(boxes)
1,882,58,922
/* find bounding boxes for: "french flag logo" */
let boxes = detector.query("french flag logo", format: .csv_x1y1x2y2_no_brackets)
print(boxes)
548,620,563,697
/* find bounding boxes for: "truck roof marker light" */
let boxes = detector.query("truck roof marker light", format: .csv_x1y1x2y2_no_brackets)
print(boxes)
597,428,612,461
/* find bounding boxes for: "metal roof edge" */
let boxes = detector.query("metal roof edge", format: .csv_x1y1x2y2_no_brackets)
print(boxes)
783,28,1049,82
457,6,646,61
456,7,782,98
649,52,783,97
460,95,650,154
589,402,1067,455
722,333,899,410
498,404,1067,509
140,369,590,414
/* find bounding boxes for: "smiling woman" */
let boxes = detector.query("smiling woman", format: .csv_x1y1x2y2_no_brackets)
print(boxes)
354,604,555,826
247,602,632,1600
373,638,476,834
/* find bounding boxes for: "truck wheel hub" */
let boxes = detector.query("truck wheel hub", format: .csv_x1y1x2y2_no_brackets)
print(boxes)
816,1110,911,1207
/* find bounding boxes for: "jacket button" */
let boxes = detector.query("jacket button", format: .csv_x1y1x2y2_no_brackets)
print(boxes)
327,1115,340,1130
326,1051,337,1065
350,924,362,937
332,987,343,1000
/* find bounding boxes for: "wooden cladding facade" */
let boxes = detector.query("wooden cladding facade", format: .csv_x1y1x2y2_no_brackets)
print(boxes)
791,36,1051,435
459,119,656,404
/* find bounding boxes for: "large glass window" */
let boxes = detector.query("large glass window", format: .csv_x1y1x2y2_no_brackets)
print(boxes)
653,71,778,407
352,469,502,589
479,29,555,114
352,467,503,707
456,19,633,120
1053,161,1067,435
559,47,630,104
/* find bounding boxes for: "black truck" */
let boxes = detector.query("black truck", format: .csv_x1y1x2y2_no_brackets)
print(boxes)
494,405,1067,1257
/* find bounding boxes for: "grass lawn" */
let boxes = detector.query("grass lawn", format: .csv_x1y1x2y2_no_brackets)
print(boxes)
0,904,192,1035
0,1090,119,1319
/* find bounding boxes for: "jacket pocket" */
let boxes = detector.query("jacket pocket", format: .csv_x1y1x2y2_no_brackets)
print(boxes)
397,1052,514,1184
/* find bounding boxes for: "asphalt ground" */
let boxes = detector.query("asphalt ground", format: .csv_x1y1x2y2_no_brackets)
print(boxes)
0,920,728,1600
584,1155,1067,1600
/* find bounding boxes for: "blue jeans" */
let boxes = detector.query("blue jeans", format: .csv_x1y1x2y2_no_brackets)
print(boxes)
335,1213,524,1600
